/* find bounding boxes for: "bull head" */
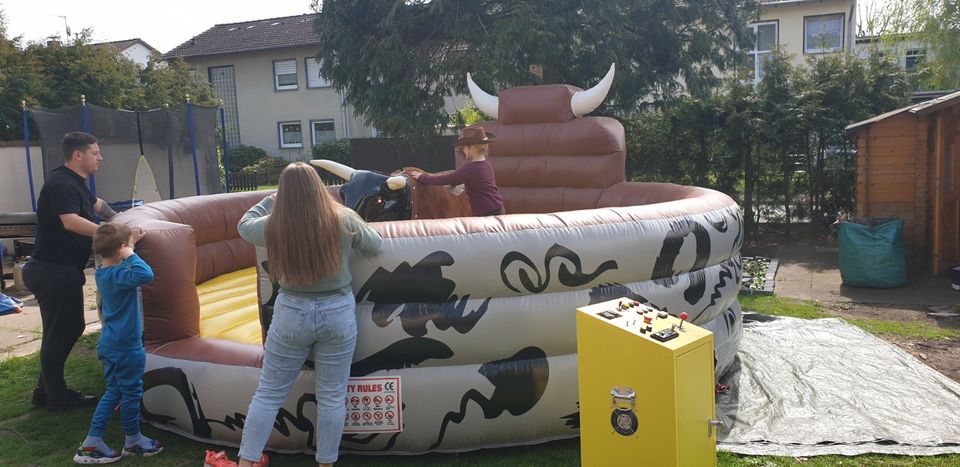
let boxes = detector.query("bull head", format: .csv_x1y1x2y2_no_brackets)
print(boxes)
311,159,411,222
467,63,616,119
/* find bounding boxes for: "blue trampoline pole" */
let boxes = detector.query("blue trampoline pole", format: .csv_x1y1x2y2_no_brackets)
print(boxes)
21,101,37,212
186,95,201,196
220,100,231,193
81,95,97,198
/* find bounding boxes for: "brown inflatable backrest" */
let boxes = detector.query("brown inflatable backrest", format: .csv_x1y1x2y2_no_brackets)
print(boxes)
117,187,344,347
452,82,627,214
116,190,268,346
455,116,626,214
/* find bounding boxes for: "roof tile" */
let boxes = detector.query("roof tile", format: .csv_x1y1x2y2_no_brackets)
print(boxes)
164,14,319,59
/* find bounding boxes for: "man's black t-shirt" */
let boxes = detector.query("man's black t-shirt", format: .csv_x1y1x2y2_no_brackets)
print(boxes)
32,165,96,271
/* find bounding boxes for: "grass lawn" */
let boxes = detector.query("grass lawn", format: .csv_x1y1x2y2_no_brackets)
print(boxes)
2,299,959,466
738,295,960,339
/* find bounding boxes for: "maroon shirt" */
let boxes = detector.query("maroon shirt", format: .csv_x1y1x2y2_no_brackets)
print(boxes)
417,159,504,216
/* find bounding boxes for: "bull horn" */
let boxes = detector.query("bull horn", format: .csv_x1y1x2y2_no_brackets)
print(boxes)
466,73,499,120
310,159,355,181
570,63,615,117
386,175,407,190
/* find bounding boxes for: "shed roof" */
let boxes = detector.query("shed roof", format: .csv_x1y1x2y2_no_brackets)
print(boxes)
845,89,960,133
164,14,319,59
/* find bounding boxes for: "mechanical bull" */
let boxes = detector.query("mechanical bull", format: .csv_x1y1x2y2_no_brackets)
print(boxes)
312,159,472,221
117,63,744,456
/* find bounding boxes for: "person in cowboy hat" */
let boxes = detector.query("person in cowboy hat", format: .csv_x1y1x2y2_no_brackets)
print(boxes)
410,125,505,216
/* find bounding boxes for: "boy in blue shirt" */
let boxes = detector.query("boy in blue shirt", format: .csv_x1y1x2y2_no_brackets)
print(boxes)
74,222,162,464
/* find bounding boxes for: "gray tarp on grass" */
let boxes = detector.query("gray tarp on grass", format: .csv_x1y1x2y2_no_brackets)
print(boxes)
716,313,960,456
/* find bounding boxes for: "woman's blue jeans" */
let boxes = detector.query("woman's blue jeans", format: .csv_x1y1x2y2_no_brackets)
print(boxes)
239,291,357,464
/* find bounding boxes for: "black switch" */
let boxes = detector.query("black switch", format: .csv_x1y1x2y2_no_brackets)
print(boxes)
651,328,679,342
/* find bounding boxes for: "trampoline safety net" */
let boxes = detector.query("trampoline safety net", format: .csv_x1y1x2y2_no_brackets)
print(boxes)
30,103,223,205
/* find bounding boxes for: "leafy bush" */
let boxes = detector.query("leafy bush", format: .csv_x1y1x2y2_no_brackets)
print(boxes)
242,156,288,174
227,145,267,171
312,141,351,184
311,140,350,165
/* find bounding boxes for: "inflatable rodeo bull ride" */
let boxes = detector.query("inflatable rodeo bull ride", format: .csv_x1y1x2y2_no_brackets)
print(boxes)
116,64,744,455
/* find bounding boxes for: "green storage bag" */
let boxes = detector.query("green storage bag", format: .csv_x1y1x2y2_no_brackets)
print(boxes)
838,218,907,288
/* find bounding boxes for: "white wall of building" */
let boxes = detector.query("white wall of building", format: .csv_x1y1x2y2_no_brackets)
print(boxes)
121,43,155,67
759,0,857,68
188,47,373,161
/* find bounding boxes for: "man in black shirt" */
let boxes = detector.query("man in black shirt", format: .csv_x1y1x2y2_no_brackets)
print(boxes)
23,131,117,411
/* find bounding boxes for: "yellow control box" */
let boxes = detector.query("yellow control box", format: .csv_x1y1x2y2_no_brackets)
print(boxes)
576,298,718,467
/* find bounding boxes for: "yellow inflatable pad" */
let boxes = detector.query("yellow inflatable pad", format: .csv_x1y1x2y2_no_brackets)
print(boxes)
197,267,262,345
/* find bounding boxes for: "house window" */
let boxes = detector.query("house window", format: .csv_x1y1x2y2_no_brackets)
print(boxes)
804,14,844,54
278,121,303,148
305,58,331,88
905,49,925,71
273,59,298,91
310,120,336,145
748,21,778,85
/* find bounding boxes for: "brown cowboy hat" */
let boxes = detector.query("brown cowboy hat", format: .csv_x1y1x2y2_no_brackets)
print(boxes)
454,126,496,147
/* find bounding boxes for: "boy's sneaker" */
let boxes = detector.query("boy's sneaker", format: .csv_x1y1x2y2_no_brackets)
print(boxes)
204,450,237,467
73,446,122,464
122,438,163,457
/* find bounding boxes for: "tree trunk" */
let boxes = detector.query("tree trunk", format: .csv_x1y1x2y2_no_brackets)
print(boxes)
782,150,792,226
744,138,756,236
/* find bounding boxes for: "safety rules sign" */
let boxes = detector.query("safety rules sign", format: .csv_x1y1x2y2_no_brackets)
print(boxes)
343,376,402,433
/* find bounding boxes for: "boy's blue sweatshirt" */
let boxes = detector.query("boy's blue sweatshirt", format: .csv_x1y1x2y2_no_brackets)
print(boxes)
95,253,154,350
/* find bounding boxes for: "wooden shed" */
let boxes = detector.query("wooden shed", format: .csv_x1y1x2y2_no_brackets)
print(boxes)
846,90,960,275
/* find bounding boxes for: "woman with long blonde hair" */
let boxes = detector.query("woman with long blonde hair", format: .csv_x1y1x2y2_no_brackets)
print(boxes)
234,162,382,467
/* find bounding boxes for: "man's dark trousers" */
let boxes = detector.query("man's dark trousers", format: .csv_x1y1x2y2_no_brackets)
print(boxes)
22,259,86,401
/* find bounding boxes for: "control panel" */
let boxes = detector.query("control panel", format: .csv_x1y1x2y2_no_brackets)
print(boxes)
576,298,718,467
583,298,705,347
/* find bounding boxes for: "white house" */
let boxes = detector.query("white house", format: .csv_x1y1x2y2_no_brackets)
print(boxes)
93,38,160,68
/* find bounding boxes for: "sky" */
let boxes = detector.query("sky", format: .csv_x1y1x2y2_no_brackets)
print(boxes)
0,0,316,53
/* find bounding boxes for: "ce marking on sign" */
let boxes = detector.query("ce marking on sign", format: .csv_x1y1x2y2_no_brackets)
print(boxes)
384,382,396,391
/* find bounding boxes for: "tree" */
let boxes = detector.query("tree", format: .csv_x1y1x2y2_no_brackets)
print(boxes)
0,24,219,140
313,0,757,138
0,10,46,140
23,30,144,110
872,0,960,90
139,57,218,109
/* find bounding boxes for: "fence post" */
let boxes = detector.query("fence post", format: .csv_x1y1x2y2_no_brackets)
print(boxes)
220,99,231,192
186,94,201,196
80,95,97,198
21,101,37,212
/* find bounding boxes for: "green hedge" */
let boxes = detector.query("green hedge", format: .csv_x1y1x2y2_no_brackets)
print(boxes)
227,145,268,170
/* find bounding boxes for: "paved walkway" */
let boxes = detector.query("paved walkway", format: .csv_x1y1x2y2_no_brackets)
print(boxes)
749,237,959,308
0,267,100,360
2,239,958,361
